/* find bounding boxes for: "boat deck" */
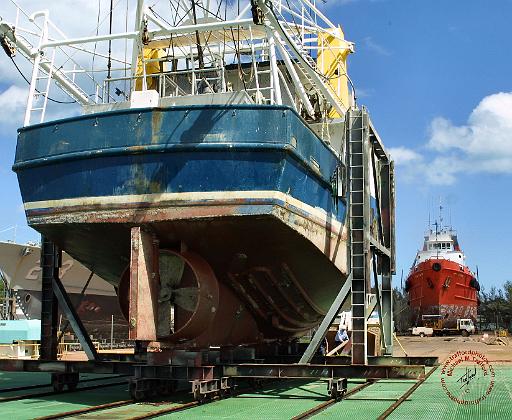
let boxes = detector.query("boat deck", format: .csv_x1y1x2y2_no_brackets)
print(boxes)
1,365,511,419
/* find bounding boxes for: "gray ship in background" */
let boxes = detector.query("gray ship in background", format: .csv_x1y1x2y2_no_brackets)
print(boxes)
0,240,127,340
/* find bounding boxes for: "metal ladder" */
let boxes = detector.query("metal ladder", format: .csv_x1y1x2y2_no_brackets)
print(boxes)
347,108,370,365
5,10,91,126
25,48,56,125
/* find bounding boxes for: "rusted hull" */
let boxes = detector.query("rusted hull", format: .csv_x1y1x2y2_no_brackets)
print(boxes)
31,211,346,342
13,105,348,345
407,259,478,328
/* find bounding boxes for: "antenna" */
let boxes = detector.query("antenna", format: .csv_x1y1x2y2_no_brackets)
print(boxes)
439,196,443,230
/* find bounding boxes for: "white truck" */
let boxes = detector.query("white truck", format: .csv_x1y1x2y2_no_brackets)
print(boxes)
411,326,433,337
411,318,475,337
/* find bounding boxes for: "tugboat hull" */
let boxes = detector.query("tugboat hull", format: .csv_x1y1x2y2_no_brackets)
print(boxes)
407,259,478,328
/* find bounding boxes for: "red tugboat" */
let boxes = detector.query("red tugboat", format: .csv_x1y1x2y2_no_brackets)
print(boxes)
406,220,479,332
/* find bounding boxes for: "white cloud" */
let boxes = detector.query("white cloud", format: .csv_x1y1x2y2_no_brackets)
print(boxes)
391,92,512,185
428,92,512,160
0,85,27,126
363,36,391,56
355,87,374,98
388,147,421,165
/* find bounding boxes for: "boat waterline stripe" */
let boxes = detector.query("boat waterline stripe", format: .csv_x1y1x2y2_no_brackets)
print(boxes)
24,190,343,228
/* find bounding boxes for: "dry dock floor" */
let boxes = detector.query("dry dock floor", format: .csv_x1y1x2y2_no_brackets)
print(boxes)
0,336,510,419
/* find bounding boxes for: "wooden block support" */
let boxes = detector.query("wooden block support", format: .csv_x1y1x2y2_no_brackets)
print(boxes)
128,227,159,341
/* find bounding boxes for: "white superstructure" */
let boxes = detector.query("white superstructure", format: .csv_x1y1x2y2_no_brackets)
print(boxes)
413,227,467,266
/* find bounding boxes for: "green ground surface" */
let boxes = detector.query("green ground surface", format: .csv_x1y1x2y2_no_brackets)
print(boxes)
162,380,365,419
0,372,127,399
389,366,512,420
316,380,415,419
0,371,53,389
68,395,191,419
0,367,510,419
0,371,121,389
0,383,129,419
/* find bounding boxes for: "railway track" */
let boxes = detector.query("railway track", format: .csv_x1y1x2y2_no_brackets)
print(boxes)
27,379,280,419
291,380,376,420
34,399,135,420
29,387,236,419
377,365,439,419
1,368,439,419
292,365,439,420
31,396,200,420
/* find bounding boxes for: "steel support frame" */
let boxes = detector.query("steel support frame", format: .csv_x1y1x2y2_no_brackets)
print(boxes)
128,227,160,342
324,356,438,367
39,236,99,361
379,161,395,355
39,237,59,360
52,271,99,361
221,363,424,380
298,107,395,367
298,273,352,364
0,359,425,381
346,107,395,363
347,108,370,364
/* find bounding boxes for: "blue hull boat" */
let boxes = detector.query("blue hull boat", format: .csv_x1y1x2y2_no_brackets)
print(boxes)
3,0,392,349
14,104,348,345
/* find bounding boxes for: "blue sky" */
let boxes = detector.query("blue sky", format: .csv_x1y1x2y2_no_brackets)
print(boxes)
1,0,511,290
327,0,512,290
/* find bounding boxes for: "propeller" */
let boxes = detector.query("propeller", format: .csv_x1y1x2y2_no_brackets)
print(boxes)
159,253,199,323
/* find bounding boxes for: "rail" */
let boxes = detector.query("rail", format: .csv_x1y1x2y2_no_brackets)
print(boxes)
2,0,355,129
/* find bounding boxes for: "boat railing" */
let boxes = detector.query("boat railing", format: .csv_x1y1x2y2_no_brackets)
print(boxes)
2,0,355,138
102,65,231,103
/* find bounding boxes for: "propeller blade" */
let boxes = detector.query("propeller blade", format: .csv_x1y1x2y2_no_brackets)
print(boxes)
173,287,199,312
159,253,185,289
